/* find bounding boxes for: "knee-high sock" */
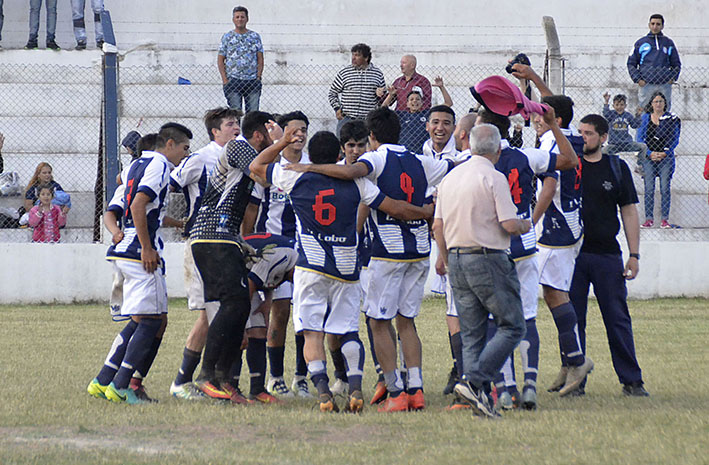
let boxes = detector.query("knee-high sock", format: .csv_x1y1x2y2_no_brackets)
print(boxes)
175,347,202,386
520,318,540,390
308,360,330,396
97,320,138,385
340,332,364,393
330,347,348,383
112,318,161,389
247,338,267,396
267,346,285,378
133,336,162,380
294,333,307,377
450,331,463,378
550,302,584,366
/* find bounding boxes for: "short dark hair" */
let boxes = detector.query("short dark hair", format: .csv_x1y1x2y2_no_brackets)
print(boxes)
429,105,456,123
37,183,55,196
241,111,274,139
308,131,341,164
613,94,627,103
649,13,664,24
579,114,609,136
157,122,193,148
366,107,400,145
233,5,248,17
136,133,159,158
204,107,242,141
339,120,368,147
476,108,511,141
351,43,372,63
645,91,667,113
277,111,310,129
407,90,422,99
541,95,574,128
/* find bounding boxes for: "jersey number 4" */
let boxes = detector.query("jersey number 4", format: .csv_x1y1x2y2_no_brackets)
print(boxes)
400,173,414,203
508,169,523,204
313,189,336,226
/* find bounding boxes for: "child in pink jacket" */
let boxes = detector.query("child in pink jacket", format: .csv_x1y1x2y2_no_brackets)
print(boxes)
28,185,67,243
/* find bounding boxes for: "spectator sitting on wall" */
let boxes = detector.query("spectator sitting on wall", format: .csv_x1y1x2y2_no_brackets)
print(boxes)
636,91,681,229
24,162,70,215
627,13,681,110
602,92,647,169
382,76,453,154
387,55,433,112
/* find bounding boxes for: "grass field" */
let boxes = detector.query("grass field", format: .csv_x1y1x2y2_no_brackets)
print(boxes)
0,297,707,464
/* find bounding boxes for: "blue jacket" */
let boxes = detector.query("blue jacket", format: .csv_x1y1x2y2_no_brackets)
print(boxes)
636,112,681,158
627,32,681,84
602,105,642,145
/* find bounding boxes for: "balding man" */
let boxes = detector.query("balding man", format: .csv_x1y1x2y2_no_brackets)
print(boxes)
388,55,432,112
433,124,530,418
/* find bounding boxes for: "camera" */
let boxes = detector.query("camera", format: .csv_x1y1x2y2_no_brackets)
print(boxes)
505,53,531,74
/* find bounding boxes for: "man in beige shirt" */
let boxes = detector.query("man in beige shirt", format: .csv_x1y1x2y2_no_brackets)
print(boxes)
433,123,530,418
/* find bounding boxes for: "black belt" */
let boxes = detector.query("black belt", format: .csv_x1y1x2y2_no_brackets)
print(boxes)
449,247,506,255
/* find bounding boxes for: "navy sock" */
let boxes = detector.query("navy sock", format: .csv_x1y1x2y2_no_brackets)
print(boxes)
267,346,285,378
450,332,463,378
97,320,138,385
175,347,201,385
247,338,267,396
228,350,243,388
551,302,584,366
308,360,330,396
134,336,162,380
340,332,364,393
112,318,161,390
521,318,540,390
294,333,307,377
330,347,348,382
365,317,382,375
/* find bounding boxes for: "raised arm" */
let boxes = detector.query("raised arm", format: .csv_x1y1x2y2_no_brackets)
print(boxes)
433,76,453,107
543,106,578,171
511,64,553,98
249,124,297,180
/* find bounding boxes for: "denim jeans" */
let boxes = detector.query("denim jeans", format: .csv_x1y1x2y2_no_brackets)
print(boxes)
639,82,673,111
641,156,674,220
448,250,526,388
71,0,104,44
223,78,261,112
29,0,57,42
0,0,4,42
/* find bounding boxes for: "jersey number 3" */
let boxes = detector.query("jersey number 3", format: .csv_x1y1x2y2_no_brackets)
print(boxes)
508,168,523,204
313,189,336,226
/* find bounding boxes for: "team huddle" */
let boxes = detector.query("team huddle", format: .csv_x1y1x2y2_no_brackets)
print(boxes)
86,63,648,417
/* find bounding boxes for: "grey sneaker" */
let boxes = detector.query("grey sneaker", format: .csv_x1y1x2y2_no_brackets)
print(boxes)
330,379,349,396
547,366,569,392
622,382,650,397
267,377,294,398
454,381,498,418
559,357,594,397
521,387,537,410
291,377,314,398
496,391,514,410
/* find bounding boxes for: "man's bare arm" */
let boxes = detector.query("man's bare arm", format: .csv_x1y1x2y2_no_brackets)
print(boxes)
511,64,553,98
620,203,640,280
532,177,557,225
377,197,434,221
284,161,369,179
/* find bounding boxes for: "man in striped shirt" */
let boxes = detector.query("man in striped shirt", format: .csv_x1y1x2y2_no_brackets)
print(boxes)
328,43,386,136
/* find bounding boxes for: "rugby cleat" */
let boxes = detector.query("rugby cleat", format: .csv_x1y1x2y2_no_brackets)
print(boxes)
521,387,537,410
330,379,349,396
319,393,340,413
169,381,206,401
444,396,472,411
547,366,569,392
267,377,294,398
250,391,284,404
370,381,388,405
559,357,594,397
407,389,425,411
105,382,145,405
87,378,108,399
292,377,314,398
132,384,158,403
194,379,231,400
377,392,409,413
344,390,364,413
496,391,514,410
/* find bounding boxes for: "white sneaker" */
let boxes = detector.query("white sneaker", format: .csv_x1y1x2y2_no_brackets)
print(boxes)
291,376,314,398
330,379,349,396
267,377,294,398
170,381,206,400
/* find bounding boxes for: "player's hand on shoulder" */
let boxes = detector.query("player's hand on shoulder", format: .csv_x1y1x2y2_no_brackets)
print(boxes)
283,162,310,173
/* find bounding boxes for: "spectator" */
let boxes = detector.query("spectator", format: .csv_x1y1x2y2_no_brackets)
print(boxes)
24,162,68,213
387,55,433,111
26,0,60,50
627,13,681,109
602,92,646,166
0,132,4,173
704,154,709,205
121,130,141,159
28,185,66,242
328,43,386,136
71,0,104,50
218,6,264,112
382,76,452,154
636,91,681,229
0,0,4,51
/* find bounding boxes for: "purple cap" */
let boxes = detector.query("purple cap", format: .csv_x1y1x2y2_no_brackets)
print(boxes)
470,76,548,120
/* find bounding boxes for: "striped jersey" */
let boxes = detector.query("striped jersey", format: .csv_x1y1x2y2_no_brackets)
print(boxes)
537,127,584,247
359,144,454,261
243,232,298,290
328,63,386,120
267,163,385,282
494,139,557,259
190,136,258,243
169,141,224,237
106,151,173,261
250,152,310,238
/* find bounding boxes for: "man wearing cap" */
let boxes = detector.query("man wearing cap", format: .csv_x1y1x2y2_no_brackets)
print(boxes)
387,55,433,112
433,123,531,418
121,131,141,159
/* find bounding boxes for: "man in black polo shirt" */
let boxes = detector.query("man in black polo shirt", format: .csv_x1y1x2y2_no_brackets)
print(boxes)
570,114,649,397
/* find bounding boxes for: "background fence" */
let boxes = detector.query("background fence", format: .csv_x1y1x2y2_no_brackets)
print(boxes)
0,60,707,242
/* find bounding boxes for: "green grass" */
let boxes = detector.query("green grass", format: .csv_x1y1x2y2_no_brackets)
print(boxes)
0,297,707,464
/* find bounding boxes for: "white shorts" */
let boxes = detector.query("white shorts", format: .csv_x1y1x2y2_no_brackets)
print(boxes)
112,260,167,316
245,292,268,330
359,266,371,311
445,274,457,317
272,280,293,301
292,268,360,334
516,254,540,320
183,239,207,311
109,268,130,322
364,258,428,320
537,241,582,292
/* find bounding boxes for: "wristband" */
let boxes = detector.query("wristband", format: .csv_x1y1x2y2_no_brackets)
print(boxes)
629,253,640,260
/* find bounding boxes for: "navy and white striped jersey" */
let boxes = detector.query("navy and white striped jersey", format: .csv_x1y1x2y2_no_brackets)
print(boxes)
537,127,585,248
359,144,453,261
170,141,223,237
251,152,310,238
243,232,298,290
267,163,385,282
190,136,258,244
106,151,173,262
494,139,557,259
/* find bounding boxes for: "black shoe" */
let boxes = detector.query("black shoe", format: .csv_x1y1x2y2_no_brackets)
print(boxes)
75,42,87,50
454,380,498,418
24,41,39,50
96,40,104,49
622,382,649,397
46,40,61,50
442,366,458,395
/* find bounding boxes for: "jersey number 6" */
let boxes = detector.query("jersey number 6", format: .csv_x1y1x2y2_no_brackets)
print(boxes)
313,189,336,226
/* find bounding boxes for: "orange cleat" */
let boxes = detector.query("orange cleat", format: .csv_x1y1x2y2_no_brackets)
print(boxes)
345,390,364,413
377,392,409,412
250,391,284,404
407,389,425,411
195,380,231,400
444,398,472,411
370,381,388,405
